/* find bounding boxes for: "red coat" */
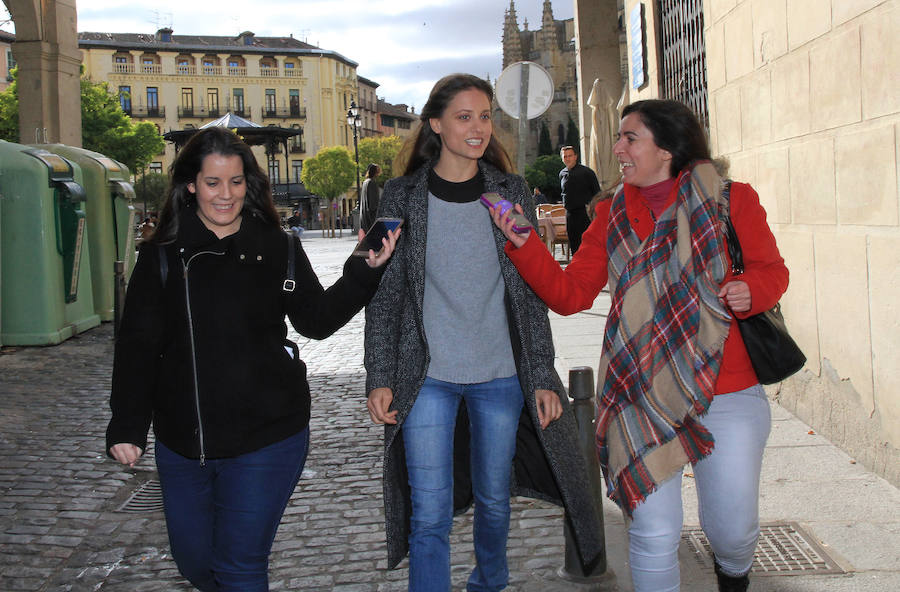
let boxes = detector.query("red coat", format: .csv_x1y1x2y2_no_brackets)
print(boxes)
506,179,789,394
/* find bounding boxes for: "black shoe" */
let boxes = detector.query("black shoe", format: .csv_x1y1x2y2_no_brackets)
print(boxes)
714,560,749,592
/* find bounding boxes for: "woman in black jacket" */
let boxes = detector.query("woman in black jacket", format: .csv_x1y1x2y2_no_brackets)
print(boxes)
106,127,398,591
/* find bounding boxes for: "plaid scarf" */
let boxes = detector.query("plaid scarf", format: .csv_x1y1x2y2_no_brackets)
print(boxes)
596,161,731,513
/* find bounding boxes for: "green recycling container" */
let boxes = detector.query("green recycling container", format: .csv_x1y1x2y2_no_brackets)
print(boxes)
0,140,101,345
35,145,137,321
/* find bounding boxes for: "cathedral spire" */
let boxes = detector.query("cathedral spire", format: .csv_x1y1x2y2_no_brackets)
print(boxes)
502,0,523,68
539,0,557,51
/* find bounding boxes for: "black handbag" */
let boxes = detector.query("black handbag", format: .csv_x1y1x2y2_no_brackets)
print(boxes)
723,182,806,384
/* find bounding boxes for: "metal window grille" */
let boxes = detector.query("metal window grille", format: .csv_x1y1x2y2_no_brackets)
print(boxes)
658,0,709,129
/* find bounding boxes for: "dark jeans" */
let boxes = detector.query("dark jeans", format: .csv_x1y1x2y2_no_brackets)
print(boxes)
565,209,591,255
155,428,310,591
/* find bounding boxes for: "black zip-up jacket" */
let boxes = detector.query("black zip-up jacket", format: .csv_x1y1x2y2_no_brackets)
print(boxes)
107,208,384,460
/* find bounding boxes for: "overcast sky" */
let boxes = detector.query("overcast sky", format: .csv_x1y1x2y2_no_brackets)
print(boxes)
3,1,575,111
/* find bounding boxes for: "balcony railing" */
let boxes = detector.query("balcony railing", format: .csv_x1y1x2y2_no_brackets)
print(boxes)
177,106,226,119
130,105,166,118
112,61,305,79
289,143,307,153
262,106,307,120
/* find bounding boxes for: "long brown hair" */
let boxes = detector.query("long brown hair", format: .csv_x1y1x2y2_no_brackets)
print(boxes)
396,73,512,176
152,127,278,244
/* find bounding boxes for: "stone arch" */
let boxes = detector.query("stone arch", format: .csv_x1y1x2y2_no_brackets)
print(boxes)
3,0,82,145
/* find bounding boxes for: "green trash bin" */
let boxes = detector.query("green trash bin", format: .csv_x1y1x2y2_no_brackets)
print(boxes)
0,141,101,345
36,145,137,322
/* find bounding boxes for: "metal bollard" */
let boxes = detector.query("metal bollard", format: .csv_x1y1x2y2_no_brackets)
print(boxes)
113,260,126,338
558,366,616,587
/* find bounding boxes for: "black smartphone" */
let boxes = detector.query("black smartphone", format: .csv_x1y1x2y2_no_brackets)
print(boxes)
352,217,404,257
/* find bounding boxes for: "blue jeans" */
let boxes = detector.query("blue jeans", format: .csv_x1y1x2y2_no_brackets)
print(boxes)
627,385,771,591
155,428,310,592
402,375,524,592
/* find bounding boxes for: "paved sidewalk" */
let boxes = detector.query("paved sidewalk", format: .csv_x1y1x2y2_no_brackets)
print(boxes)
0,229,897,591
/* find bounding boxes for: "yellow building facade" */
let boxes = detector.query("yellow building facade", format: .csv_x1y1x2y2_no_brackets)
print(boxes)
576,0,899,485
79,29,363,198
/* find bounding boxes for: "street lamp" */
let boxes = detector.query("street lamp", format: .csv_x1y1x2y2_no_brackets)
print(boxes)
347,100,362,231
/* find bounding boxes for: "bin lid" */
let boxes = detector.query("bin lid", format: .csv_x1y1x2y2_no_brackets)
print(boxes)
23,149,87,202
23,149,75,182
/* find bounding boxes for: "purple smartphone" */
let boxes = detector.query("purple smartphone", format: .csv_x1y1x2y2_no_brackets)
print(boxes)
479,192,533,233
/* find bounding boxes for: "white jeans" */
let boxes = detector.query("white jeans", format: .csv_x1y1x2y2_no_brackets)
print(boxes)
627,385,771,592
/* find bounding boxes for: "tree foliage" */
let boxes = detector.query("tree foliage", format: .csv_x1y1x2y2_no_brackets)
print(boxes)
0,69,18,142
565,116,579,149
0,69,165,172
133,172,169,214
524,154,564,203
357,135,403,181
538,120,553,156
80,79,166,172
300,146,356,200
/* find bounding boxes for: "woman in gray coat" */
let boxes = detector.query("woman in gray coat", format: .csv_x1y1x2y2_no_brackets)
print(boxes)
364,73,604,592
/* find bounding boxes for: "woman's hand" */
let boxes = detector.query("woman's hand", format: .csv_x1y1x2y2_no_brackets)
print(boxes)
362,227,402,268
535,389,563,429
719,280,752,313
109,443,143,467
367,387,398,425
489,203,530,248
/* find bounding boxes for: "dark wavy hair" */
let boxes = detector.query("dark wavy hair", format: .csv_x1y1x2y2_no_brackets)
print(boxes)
151,127,278,244
621,99,710,178
365,163,380,179
398,73,512,176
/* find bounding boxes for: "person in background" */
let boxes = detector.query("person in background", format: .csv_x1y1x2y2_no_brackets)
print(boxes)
491,99,788,592
532,185,547,205
286,209,304,238
558,145,600,255
364,73,604,592
359,163,383,231
106,127,399,591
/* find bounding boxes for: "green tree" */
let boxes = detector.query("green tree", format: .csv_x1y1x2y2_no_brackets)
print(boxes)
301,146,356,237
0,68,18,142
134,172,169,215
0,68,165,172
538,120,553,156
565,116,580,150
80,79,166,172
357,135,403,181
524,154,564,203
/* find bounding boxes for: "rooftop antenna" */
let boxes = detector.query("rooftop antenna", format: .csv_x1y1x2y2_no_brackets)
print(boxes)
148,10,174,31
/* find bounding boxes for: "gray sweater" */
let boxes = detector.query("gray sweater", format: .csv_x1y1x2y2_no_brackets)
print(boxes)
423,192,516,383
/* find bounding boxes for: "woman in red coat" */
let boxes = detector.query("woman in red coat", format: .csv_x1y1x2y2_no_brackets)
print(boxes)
491,100,788,592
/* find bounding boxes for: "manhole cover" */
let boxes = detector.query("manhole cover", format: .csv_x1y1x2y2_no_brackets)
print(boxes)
682,522,846,576
117,479,164,513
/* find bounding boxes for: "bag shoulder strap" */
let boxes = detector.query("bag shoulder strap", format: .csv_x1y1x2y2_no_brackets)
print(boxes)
722,180,744,275
283,232,297,292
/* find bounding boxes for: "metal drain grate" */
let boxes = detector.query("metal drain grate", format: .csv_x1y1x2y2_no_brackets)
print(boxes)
117,479,164,513
682,522,845,576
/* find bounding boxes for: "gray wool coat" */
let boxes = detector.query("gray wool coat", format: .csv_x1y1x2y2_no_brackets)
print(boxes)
364,159,605,569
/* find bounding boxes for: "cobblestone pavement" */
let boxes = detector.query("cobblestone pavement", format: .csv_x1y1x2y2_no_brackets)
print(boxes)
0,232,610,592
